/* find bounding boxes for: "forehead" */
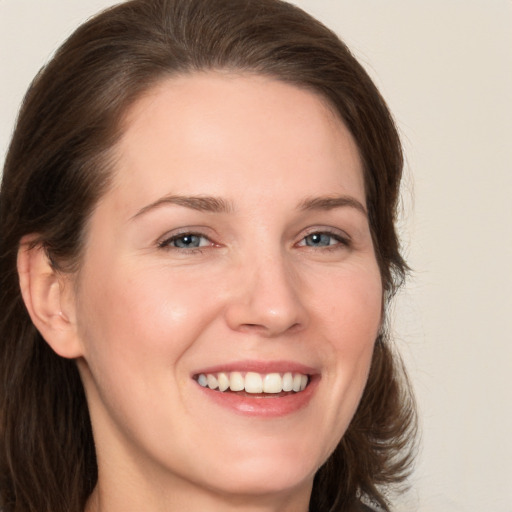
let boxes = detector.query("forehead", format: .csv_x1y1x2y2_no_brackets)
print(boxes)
109,72,365,209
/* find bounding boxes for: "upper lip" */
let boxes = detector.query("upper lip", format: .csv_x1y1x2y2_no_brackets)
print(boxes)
191,360,318,377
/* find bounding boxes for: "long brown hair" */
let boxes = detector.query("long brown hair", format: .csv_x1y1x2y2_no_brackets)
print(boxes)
0,1,416,511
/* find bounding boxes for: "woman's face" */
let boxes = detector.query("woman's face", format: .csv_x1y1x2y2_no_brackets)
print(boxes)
72,73,382,508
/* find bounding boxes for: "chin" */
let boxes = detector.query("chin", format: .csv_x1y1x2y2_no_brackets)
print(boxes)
192,444,319,499
204,471,314,504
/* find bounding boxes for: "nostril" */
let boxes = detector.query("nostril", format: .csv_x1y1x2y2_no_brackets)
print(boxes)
237,321,304,337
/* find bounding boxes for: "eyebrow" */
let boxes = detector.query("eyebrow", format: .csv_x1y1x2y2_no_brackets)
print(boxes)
131,195,234,220
131,193,367,220
299,195,367,216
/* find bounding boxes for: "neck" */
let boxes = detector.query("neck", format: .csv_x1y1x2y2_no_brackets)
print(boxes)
85,479,312,512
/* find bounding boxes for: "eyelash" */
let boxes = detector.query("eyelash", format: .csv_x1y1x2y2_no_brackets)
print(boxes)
297,230,351,250
157,229,350,253
158,232,214,252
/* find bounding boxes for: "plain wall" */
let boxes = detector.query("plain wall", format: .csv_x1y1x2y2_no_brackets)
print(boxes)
1,1,511,511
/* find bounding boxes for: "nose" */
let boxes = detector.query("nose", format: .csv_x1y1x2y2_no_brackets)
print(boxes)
224,254,309,337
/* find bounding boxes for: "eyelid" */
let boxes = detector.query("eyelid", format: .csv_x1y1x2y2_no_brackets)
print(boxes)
296,226,351,246
155,225,351,251
157,228,217,250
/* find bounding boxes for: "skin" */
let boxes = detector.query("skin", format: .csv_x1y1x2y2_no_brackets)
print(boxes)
42,73,383,511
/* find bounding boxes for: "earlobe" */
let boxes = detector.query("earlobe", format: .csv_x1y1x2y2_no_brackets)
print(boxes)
17,237,83,359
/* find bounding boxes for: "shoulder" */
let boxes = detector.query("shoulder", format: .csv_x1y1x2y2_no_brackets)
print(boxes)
359,496,388,512
360,505,386,512
360,505,387,512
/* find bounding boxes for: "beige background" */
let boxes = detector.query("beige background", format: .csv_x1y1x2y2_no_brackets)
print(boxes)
1,1,511,510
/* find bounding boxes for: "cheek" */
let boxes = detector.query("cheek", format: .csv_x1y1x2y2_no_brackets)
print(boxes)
311,263,382,437
335,268,382,377
75,262,222,378
312,260,382,345
73,263,226,449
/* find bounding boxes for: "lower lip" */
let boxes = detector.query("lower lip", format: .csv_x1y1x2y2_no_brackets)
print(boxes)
195,377,319,417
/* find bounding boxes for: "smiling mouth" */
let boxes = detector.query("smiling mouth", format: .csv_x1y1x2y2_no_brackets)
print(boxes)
195,371,309,395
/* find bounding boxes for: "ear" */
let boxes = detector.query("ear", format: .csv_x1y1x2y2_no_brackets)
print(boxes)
17,236,83,359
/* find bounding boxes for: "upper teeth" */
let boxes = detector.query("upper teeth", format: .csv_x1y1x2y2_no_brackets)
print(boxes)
196,372,309,394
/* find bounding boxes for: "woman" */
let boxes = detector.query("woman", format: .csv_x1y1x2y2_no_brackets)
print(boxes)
0,0,416,511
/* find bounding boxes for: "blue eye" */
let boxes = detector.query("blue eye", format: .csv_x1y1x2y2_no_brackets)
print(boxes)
160,233,211,249
302,233,341,247
297,230,350,250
